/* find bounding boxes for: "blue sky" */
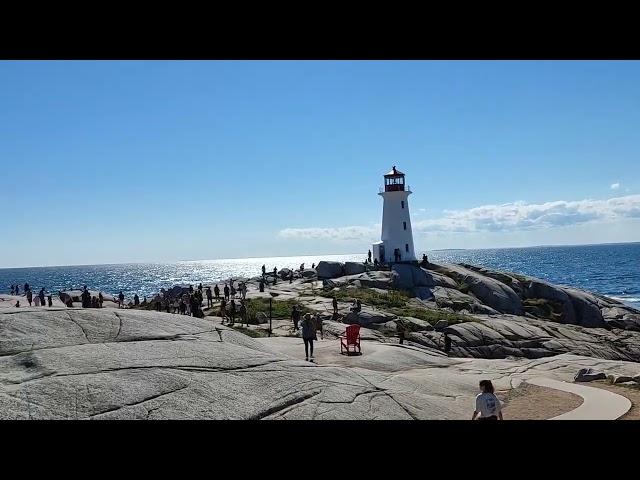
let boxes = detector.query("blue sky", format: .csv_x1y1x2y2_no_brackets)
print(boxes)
1,60,639,267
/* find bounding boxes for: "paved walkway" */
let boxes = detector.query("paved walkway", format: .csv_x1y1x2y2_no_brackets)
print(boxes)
527,377,632,420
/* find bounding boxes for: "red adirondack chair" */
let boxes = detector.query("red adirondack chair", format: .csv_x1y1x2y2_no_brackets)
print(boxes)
340,324,362,355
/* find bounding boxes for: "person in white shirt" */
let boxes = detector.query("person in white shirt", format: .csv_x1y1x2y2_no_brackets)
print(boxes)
472,379,503,420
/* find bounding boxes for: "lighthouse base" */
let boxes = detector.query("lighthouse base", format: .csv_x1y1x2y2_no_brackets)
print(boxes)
372,241,416,265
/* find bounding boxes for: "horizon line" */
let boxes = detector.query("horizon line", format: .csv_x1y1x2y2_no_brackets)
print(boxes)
1,240,638,270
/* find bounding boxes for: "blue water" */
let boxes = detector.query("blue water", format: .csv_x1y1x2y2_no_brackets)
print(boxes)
1,243,639,307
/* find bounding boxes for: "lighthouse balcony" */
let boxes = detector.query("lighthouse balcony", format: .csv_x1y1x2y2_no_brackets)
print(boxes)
379,185,411,193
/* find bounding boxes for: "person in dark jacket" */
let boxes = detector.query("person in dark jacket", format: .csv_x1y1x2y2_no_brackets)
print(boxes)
239,301,248,327
206,287,213,307
228,299,236,325
301,313,317,361
291,305,301,331
214,284,220,300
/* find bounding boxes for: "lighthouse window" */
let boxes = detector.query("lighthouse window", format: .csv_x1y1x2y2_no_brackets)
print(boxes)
405,243,409,252
403,221,407,230
401,201,404,209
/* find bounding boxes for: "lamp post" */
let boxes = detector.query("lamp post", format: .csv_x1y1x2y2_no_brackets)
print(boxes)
269,292,279,337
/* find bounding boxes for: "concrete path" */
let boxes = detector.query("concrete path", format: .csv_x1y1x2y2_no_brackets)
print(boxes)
528,377,631,420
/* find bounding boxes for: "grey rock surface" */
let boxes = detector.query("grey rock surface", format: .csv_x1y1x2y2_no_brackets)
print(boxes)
344,262,366,276
316,261,345,279
574,368,607,382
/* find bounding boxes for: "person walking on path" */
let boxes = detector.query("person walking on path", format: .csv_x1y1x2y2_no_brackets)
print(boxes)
291,305,301,331
332,296,338,319
472,380,503,421
301,313,317,362
214,284,220,301
206,287,213,308
224,284,230,301
118,291,125,309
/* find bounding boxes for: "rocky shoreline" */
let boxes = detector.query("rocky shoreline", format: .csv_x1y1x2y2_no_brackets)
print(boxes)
1,260,639,419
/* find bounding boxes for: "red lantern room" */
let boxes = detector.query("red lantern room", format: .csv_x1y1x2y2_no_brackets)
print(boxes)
383,166,405,192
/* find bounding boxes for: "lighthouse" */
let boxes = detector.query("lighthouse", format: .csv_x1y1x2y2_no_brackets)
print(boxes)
372,166,416,263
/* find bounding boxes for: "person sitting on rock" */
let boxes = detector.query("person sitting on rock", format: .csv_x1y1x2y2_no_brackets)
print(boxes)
14,300,20,308
472,380,503,421
299,263,304,272
420,253,429,268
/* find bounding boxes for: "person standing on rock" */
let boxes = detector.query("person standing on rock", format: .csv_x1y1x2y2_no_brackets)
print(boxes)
206,287,213,307
228,299,237,325
241,282,247,300
134,294,140,306
332,296,338,318
214,284,220,301
311,263,315,269
291,305,301,331
315,312,323,340
26,288,33,306
47,294,53,307
259,278,265,292
397,320,406,345
472,380,503,421
224,283,230,301
368,249,372,263
240,300,248,327
220,298,227,323
301,313,317,362
262,264,266,277
99,292,104,308
38,288,46,307
444,333,452,353
273,267,278,285
118,291,125,309
289,271,293,284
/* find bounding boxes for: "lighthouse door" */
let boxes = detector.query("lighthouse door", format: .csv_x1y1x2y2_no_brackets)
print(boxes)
379,245,385,263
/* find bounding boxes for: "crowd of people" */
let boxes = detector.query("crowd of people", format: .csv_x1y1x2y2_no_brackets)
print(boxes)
8,283,52,308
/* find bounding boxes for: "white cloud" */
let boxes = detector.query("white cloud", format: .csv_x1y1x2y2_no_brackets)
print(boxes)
412,194,640,233
611,182,620,190
278,194,640,241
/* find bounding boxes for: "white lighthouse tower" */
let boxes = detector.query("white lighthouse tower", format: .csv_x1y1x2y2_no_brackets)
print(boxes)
372,166,416,263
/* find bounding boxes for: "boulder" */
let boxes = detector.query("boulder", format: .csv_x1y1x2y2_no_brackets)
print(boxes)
574,368,607,382
607,374,635,384
342,308,397,327
431,287,498,315
344,271,393,290
432,264,523,315
344,262,366,276
279,268,292,279
300,269,316,278
316,261,345,279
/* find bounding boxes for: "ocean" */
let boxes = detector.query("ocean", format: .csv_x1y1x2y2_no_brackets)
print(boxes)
1,243,639,308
